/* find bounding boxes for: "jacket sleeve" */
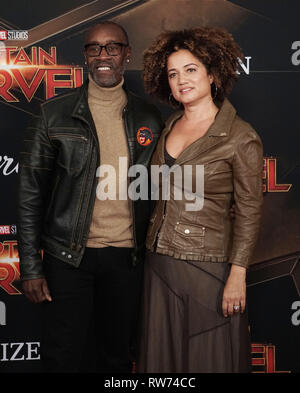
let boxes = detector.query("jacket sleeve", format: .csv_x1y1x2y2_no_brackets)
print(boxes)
17,105,56,280
229,127,264,269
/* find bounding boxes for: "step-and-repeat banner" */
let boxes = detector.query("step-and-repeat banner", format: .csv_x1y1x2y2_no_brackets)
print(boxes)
0,0,299,373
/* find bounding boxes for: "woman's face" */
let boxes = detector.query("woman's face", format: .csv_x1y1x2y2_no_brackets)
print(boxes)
167,49,213,106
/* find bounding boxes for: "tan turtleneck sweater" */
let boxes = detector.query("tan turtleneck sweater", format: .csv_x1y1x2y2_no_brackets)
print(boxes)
87,75,134,248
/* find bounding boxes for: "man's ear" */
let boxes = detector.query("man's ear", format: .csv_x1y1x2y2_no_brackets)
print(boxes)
126,45,132,62
83,51,88,65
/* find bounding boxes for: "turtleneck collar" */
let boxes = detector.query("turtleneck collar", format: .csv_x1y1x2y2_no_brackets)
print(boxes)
88,76,127,119
88,74,127,119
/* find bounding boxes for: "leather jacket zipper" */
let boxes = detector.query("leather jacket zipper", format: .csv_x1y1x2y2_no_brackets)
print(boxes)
123,106,137,248
154,152,169,249
50,134,88,141
75,146,98,251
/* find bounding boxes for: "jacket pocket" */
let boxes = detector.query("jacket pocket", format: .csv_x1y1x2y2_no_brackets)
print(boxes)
172,222,205,250
48,130,88,174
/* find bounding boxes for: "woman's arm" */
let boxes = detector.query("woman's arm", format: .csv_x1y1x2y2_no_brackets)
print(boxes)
222,126,263,317
229,127,264,268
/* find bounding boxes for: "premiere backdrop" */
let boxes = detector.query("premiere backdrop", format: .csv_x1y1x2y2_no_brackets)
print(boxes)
0,0,299,372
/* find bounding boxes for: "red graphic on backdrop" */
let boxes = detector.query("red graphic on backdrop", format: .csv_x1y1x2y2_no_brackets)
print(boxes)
0,240,20,295
263,158,292,193
0,47,83,102
0,31,7,40
0,225,17,235
251,343,290,373
0,225,11,235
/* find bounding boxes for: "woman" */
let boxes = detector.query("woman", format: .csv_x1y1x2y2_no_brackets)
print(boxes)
138,27,263,373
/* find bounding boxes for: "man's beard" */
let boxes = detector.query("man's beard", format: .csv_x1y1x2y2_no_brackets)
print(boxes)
88,60,125,88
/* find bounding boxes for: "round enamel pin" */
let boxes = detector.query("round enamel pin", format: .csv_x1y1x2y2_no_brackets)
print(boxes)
136,127,153,146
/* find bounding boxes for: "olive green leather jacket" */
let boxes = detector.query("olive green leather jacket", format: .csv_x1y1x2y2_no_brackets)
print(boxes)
146,99,263,269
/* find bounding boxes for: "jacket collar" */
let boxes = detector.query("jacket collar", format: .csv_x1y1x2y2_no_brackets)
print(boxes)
71,79,92,123
158,99,237,165
70,80,98,145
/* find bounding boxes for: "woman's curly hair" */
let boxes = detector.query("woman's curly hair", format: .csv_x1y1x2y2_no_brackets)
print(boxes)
143,27,244,105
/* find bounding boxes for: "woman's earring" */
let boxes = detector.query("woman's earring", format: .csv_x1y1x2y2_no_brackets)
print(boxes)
211,82,218,100
126,58,130,63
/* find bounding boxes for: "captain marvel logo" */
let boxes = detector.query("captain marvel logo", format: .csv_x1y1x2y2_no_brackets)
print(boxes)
136,127,153,146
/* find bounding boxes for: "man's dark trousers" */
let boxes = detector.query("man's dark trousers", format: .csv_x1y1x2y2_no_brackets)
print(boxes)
41,246,143,373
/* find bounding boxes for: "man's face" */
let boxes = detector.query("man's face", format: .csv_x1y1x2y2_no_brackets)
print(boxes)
84,24,131,88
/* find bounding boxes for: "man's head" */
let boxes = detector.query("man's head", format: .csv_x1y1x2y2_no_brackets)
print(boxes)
84,22,131,88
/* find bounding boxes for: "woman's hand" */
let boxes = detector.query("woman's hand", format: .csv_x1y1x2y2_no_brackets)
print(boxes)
222,264,246,317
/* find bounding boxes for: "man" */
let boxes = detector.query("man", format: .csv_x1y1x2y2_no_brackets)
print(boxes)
17,21,163,372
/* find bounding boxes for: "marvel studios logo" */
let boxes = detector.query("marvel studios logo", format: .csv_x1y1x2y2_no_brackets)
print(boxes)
0,30,28,40
0,225,17,235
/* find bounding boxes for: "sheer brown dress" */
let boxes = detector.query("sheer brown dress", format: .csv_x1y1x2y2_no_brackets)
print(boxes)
137,147,251,373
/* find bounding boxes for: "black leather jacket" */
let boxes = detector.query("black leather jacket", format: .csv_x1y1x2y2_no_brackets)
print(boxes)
17,80,164,280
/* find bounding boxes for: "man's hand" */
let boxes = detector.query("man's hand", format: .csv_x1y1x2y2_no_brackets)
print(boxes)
22,278,52,304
